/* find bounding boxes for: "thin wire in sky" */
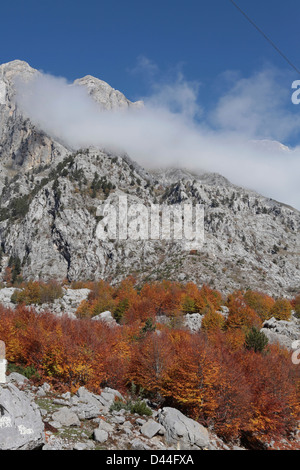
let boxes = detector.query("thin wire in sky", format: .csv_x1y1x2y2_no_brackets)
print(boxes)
229,0,300,76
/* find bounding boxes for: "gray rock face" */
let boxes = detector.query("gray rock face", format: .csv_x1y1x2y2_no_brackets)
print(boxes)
184,313,203,332
261,329,293,351
0,383,45,450
35,288,91,318
158,407,210,450
74,75,143,111
0,60,68,179
0,288,19,309
70,386,106,420
0,142,298,296
69,386,124,420
261,316,300,351
262,316,299,340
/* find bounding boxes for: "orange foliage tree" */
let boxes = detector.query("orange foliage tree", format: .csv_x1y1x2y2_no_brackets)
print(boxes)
127,328,173,399
240,346,300,437
0,279,298,445
226,291,262,330
76,280,116,319
270,298,292,321
201,310,225,333
158,331,253,440
243,290,275,322
181,283,223,314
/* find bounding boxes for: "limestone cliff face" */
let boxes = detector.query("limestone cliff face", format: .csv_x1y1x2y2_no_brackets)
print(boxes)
0,60,299,296
0,61,68,180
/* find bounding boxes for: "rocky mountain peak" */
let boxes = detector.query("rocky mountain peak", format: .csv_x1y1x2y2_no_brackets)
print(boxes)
0,59,36,76
0,60,37,98
73,75,143,110
0,60,66,179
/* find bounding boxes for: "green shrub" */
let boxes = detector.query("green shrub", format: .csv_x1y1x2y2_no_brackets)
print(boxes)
129,399,152,416
245,327,269,353
8,363,41,380
109,397,152,416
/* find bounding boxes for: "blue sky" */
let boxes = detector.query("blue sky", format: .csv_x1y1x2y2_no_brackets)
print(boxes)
1,1,300,207
1,0,300,102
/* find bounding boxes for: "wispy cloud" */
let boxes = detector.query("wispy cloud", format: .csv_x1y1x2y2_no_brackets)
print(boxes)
210,67,300,141
129,55,159,79
14,62,300,209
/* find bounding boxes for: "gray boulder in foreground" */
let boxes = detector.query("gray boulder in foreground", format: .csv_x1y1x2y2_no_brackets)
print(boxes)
0,383,45,450
158,407,209,450
51,406,80,427
140,419,164,438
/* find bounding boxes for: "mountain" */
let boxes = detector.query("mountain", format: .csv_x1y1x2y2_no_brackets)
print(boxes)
73,75,144,110
0,61,67,180
0,60,299,296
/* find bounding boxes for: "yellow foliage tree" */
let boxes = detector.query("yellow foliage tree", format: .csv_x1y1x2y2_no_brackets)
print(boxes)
270,298,292,321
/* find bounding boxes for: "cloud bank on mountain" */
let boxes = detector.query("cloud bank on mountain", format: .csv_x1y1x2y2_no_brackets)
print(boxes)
14,64,300,209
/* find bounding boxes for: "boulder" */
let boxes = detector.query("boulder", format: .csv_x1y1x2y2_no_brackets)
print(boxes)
140,419,164,438
70,386,124,419
93,428,108,444
0,383,45,450
184,313,203,332
51,407,81,427
262,317,299,340
36,382,51,397
91,310,119,327
70,387,105,419
96,419,115,433
131,438,151,450
111,415,126,425
261,316,300,351
7,372,29,385
158,407,209,450
0,288,20,309
99,387,124,408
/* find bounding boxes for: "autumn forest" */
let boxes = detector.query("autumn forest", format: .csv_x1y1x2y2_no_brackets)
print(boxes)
0,277,299,445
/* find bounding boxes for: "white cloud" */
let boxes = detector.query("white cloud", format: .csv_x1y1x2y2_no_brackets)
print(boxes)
13,64,300,209
129,55,159,78
210,67,300,141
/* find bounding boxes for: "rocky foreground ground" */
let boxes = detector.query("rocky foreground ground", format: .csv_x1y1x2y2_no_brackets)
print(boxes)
1,369,299,451
0,372,233,451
